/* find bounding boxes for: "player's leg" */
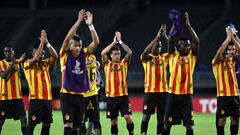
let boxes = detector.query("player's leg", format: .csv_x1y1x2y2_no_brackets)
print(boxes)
28,100,40,135
141,93,155,135
216,116,226,135
0,118,5,134
75,95,85,135
230,117,239,135
107,97,119,135
111,118,118,135
182,95,194,135
120,96,134,135
41,101,53,135
83,97,89,135
157,93,168,135
0,101,6,134
60,94,74,135
89,95,101,135
163,94,175,135
12,99,28,135
230,96,240,135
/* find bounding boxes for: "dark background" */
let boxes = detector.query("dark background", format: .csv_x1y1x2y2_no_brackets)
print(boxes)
0,0,239,98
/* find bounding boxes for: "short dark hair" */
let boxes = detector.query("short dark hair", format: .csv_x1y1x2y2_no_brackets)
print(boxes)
72,35,81,42
110,45,120,53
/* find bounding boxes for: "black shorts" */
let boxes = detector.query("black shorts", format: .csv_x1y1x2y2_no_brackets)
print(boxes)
106,96,132,119
164,94,194,126
28,99,53,124
60,93,85,127
143,92,168,117
84,95,100,122
216,96,240,118
0,99,26,120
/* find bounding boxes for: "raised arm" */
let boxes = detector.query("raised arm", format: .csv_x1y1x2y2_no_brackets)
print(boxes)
213,28,232,63
62,10,86,51
28,30,46,66
101,35,117,63
115,32,132,62
168,24,177,54
231,32,240,59
44,32,58,66
141,24,166,61
185,12,199,56
0,51,16,79
85,11,100,54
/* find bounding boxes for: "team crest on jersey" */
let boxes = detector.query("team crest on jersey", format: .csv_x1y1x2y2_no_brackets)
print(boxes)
151,58,163,66
143,105,147,110
178,57,189,66
32,115,36,121
111,64,122,72
86,59,95,65
223,63,233,71
1,111,5,116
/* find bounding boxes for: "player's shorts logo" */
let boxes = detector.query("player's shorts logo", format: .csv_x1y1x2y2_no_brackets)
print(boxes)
107,111,110,116
1,111,5,116
65,114,70,120
168,116,173,122
32,115,36,121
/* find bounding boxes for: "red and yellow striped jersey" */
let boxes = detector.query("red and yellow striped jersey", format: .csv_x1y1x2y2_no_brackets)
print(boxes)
0,60,22,100
60,48,89,95
141,53,169,93
24,59,52,100
83,54,98,97
103,59,129,97
212,59,239,97
168,51,196,95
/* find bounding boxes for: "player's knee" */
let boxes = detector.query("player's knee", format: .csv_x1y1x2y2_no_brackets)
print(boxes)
42,122,51,127
230,117,239,125
93,121,101,129
142,114,150,122
217,118,226,126
157,115,163,121
185,125,193,130
111,118,118,125
124,115,133,124
64,123,73,128
20,116,28,127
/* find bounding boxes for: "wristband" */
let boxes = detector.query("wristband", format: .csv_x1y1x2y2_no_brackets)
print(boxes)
118,40,123,45
46,43,52,48
88,24,95,31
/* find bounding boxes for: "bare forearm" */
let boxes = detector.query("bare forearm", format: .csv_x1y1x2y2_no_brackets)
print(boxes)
218,37,231,54
88,28,100,54
101,42,116,56
0,63,15,79
47,43,58,59
121,43,132,56
34,43,45,61
143,37,159,54
62,20,82,50
232,36,240,51
187,25,199,45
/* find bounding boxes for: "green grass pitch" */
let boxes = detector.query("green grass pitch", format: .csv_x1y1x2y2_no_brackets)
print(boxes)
1,111,231,135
